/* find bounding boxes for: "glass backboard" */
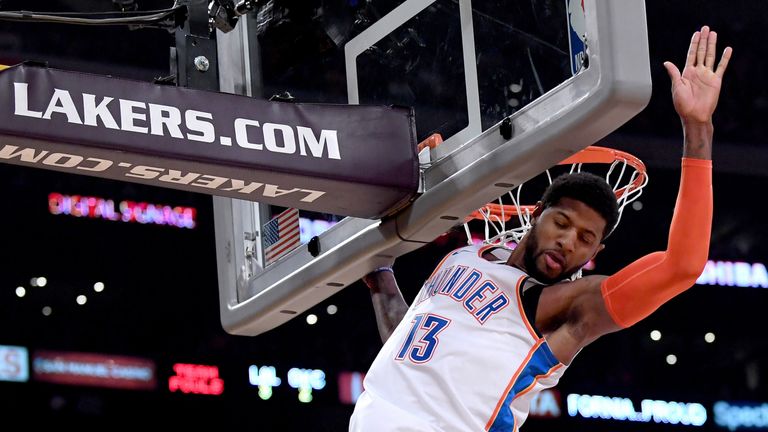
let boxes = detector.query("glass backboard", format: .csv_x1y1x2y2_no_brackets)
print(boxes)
215,0,652,336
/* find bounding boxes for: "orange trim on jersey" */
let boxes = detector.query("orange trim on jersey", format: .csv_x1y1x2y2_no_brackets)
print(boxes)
514,276,539,342
484,339,543,430
477,244,516,262
424,246,464,282
477,244,499,258
510,362,564,404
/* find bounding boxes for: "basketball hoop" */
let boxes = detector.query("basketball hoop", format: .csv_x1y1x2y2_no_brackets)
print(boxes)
466,146,648,245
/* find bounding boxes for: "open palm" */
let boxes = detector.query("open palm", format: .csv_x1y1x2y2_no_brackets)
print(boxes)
664,26,732,124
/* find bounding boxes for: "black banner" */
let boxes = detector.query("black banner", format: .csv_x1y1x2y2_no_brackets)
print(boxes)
0,64,419,218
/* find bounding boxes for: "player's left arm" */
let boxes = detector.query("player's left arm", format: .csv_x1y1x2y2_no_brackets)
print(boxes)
564,26,732,350
558,149,714,353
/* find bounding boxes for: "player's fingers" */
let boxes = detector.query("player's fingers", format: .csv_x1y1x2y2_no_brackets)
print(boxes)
696,26,710,66
664,61,681,83
705,31,717,69
715,46,733,78
686,31,700,67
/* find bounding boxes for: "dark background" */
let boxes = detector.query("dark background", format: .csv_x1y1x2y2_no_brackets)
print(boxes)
0,0,766,430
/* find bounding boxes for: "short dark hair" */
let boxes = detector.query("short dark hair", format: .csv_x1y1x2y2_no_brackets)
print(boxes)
540,172,619,239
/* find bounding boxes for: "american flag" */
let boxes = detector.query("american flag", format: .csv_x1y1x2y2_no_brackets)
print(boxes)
263,208,300,266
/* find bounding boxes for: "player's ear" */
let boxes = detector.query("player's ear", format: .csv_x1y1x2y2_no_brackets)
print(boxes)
531,201,543,220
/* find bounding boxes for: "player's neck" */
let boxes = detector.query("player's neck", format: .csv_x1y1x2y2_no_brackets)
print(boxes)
506,239,529,273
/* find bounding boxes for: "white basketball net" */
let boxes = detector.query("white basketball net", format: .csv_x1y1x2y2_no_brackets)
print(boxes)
465,156,649,247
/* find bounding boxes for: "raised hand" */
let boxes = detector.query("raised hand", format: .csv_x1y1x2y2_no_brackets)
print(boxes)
664,26,733,124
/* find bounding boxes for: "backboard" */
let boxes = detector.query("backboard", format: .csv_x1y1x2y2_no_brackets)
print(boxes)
215,0,652,336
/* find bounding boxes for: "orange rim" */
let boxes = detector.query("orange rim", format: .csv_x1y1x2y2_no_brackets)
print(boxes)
417,133,444,152
467,146,646,221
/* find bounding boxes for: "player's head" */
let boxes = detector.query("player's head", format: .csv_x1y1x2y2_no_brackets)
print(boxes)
522,172,619,284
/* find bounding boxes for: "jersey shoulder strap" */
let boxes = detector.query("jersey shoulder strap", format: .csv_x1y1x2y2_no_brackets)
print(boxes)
520,277,546,338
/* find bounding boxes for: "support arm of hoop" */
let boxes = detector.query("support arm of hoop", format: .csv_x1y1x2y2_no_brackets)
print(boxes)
600,158,712,328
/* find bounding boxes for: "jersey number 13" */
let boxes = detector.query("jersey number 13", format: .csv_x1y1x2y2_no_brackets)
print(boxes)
395,313,451,363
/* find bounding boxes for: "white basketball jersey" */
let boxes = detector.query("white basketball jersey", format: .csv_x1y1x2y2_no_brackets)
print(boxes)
350,244,566,432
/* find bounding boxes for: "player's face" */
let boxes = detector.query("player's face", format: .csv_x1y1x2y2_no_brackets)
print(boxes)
524,197,606,284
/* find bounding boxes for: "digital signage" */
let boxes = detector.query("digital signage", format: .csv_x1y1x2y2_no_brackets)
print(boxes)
33,350,156,390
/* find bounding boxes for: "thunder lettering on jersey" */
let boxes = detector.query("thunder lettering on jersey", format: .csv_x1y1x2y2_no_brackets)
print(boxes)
414,262,510,325
350,244,567,432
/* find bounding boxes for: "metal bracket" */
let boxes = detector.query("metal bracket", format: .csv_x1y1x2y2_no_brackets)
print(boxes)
175,0,219,90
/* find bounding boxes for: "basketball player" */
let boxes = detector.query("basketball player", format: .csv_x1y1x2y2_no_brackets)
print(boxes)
350,26,732,432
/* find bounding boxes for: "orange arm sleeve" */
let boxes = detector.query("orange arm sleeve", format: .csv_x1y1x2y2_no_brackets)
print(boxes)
601,158,712,328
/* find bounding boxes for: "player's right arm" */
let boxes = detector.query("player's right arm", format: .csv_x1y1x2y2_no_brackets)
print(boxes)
363,268,409,343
